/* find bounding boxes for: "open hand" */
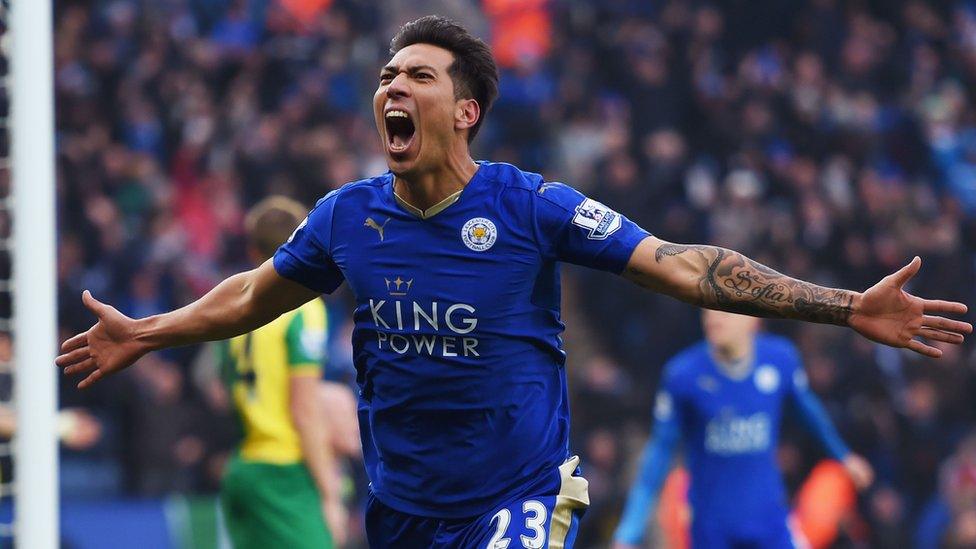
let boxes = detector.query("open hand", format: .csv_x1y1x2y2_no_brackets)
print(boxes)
843,454,874,491
56,290,150,388
848,257,971,358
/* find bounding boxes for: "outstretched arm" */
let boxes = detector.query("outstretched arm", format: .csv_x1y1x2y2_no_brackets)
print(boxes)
624,236,971,357
57,259,320,388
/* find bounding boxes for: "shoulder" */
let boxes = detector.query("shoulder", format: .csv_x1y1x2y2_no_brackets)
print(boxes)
669,341,711,373
479,161,546,191
662,342,710,388
479,162,596,226
314,173,392,210
756,334,801,368
302,175,390,238
480,161,575,204
756,333,800,356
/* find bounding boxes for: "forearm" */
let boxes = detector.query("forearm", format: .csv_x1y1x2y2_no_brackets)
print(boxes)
293,393,342,501
626,239,858,325
133,271,262,349
134,261,316,351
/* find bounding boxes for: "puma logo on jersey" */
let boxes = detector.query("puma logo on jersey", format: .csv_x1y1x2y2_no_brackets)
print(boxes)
365,217,390,241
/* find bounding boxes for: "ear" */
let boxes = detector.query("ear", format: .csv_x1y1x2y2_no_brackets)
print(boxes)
455,98,480,133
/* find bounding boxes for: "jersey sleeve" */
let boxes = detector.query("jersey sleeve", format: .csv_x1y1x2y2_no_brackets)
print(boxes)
284,304,327,377
613,365,684,545
534,182,650,273
782,341,851,460
273,191,345,294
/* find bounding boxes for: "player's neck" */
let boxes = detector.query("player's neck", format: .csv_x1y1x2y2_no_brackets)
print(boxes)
712,340,755,378
394,152,479,211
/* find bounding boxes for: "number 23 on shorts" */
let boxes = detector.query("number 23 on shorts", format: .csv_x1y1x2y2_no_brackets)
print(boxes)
481,456,588,549
486,499,550,549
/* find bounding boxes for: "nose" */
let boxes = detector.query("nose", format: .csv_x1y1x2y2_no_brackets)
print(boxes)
386,73,410,99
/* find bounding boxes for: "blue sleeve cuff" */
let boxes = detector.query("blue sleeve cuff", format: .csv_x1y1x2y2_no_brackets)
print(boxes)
273,249,343,294
610,230,652,275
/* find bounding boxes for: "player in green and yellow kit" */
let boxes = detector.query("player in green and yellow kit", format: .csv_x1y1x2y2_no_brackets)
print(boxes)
219,196,347,549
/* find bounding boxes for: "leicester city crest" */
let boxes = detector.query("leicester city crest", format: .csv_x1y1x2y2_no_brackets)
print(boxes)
461,217,497,252
754,365,780,394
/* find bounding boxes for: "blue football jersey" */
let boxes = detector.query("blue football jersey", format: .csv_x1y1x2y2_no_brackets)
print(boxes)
274,161,649,518
655,335,842,526
614,334,851,545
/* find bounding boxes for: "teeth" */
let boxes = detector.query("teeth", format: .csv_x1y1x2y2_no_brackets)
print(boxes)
386,110,409,119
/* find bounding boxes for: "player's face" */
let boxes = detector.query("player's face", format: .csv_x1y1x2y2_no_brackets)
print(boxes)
702,310,760,349
374,44,462,175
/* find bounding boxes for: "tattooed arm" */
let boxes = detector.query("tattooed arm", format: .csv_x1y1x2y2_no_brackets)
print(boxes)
624,236,971,357
628,239,855,324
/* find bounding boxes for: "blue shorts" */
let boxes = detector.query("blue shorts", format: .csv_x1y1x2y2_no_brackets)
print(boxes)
691,513,802,549
365,456,589,549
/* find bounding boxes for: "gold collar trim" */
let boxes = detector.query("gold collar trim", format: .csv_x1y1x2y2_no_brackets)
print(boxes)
394,189,464,219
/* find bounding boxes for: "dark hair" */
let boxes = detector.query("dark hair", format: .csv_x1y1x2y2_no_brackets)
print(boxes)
245,196,307,259
390,15,499,142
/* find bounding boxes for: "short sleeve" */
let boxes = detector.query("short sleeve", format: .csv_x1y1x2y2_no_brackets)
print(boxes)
534,182,650,273
653,360,686,428
285,305,326,376
273,191,345,294
778,340,806,395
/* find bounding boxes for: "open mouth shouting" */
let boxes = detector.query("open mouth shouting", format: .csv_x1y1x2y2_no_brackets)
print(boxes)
385,107,417,157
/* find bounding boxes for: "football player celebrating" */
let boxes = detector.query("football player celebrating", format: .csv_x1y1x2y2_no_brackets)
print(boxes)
59,16,969,549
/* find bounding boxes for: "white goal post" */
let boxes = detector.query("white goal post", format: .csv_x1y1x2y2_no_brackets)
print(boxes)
10,0,59,546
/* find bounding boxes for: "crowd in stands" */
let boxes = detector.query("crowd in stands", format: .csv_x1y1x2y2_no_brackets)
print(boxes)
50,0,976,546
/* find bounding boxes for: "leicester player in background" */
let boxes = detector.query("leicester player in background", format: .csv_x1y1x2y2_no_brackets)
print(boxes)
58,15,970,548
612,310,874,549
218,197,346,548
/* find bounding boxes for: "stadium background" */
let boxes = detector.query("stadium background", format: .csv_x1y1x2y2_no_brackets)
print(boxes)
41,0,976,547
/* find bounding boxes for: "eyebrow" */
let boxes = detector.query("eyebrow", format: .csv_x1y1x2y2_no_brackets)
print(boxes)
381,64,439,75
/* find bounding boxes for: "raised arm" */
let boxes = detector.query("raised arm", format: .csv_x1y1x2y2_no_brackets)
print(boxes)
57,259,320,388
624,236,971,358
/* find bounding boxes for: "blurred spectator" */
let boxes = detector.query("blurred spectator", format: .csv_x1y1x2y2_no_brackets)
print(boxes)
0,406,102,451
